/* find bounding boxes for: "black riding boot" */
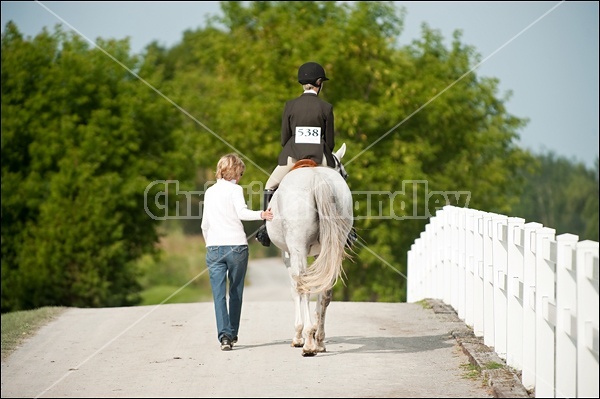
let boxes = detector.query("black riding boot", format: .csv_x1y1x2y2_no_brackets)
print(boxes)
256,189,275,247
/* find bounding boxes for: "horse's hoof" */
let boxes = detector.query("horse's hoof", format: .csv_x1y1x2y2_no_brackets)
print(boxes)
302,351,317,357
291,342,304,348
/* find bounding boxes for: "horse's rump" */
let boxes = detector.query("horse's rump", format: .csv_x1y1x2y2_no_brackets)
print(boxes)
273,167,353,294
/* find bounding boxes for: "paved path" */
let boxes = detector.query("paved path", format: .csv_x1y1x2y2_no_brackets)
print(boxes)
1,257,526,398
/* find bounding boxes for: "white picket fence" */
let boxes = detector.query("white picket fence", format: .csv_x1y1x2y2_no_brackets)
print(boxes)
407,205,599,398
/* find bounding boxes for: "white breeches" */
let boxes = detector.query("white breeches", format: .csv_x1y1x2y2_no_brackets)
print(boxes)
265,155,328,190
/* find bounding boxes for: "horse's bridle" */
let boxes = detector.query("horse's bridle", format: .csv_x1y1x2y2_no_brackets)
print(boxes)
332,154,348,181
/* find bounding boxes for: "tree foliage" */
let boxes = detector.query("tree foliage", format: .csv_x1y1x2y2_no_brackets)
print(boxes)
1,23,190,312
511,153,599,241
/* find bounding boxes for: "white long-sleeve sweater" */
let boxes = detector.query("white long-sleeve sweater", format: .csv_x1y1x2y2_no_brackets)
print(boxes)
201,179,263,246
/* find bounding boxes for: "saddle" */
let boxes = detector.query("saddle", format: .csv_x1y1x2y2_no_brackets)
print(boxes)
291,159,318,171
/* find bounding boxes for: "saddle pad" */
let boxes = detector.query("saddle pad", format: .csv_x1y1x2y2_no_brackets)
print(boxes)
291,159,318,170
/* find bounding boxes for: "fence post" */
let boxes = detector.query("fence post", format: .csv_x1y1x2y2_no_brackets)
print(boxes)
464,208,476,329
426,223,437,299
408,226,427,302
535,227,557,398
407,243,416,302
458,207,467,320
554,233,579,398
424,225,433,299
521,222,543,391
492,214,509,360
435,211,445,300
482,212,496,348
506,216,525,370
451,206,460,311
427,215,439,300
472,209,485,337
418,234,425,300
442,206,453,305
576,240,599,398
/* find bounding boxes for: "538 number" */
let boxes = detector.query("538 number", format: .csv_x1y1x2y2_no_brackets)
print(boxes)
295,126,321,144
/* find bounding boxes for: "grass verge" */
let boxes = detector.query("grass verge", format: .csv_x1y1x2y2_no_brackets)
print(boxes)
1,306,67,360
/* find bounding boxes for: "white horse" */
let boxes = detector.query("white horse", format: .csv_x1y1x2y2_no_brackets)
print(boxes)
266,143,354,356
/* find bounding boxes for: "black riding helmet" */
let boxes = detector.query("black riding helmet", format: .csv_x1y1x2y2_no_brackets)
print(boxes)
297,62,329,86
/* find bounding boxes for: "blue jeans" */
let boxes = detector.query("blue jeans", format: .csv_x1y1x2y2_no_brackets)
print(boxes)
206,245,249,342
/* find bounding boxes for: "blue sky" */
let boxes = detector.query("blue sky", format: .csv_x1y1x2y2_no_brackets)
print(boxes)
2,1,598,169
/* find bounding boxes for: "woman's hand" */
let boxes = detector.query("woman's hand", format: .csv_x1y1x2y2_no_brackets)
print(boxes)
261,208,274,221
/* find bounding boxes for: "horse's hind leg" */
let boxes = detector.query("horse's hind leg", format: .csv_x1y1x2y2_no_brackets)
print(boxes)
287,251,319,355
284,252,304,347
290,288,305,348
314,289,332,352
300,294,318,356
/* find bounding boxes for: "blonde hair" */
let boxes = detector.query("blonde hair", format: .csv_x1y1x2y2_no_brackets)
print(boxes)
215,153,245,181
302,78,323,91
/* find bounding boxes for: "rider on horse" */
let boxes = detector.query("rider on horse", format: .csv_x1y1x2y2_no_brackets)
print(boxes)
257,62,337,247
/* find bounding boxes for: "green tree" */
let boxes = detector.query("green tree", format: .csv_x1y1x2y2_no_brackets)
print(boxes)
1,23,190,312
512,152,599,241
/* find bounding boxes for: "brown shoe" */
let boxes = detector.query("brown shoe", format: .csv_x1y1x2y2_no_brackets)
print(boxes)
220,337,232,351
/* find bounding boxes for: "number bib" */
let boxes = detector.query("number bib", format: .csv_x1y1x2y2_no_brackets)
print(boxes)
295,126,321,144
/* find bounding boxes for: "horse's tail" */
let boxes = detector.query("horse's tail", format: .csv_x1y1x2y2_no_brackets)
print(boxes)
297,173,352,294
